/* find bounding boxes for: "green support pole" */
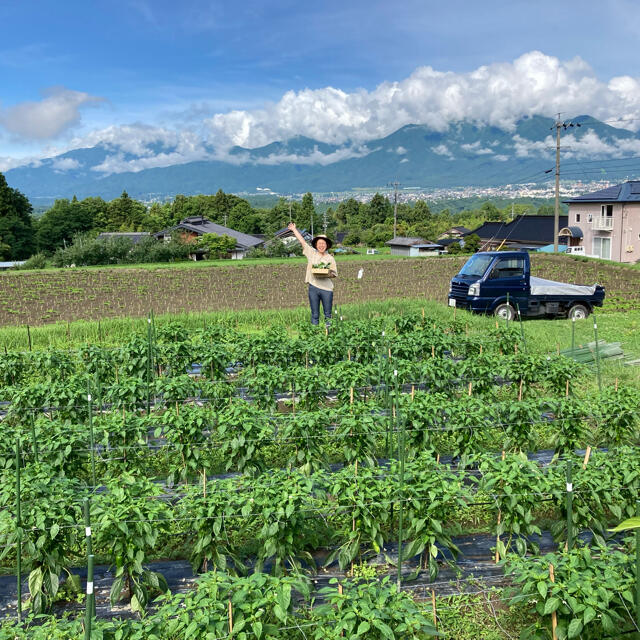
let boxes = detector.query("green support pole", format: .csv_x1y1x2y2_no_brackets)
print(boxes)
516,303,526,352
592,314,602,392
84,554,94,640
146,315,152,414
571,316,576,359
506,292,510,329
396,414,406,589
15,441,22,623
566,459,573,551
87,387,96,489
84,499,96,619
30,411,39,464
635,499,640,631
26,325,32,352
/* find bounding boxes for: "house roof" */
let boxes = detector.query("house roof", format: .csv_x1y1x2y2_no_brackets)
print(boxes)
450,226,471,233
469,215,568,245
385,236,427,247
559,226,583,238
274,227,313,242
155,217,263,249
437,237,462,247
97,232,151,245
565,180,640,203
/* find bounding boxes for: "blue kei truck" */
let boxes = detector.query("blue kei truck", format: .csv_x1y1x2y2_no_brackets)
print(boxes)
448,251,605,321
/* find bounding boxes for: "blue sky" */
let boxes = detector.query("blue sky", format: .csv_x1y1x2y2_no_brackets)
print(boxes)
1,0,640,170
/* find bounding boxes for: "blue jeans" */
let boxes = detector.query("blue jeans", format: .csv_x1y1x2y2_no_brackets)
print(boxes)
308,284,333,325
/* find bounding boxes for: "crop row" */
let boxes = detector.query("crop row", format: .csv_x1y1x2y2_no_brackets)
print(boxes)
2,446,639,615
1,385,639,480
0,312,525,387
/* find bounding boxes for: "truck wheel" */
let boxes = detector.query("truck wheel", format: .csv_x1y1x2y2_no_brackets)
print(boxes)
494,303,516,321
568,304,589,320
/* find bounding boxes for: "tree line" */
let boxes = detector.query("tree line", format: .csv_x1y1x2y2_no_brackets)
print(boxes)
0,170,555,263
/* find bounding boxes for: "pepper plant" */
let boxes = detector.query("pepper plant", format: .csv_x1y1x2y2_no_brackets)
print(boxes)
479,452,547,558
325,465,393,570
216,399,274,473
0,464,84,614
311,577,441,639
248,469,319,575
93,474,171,613
506,546,635,639
399,454,471,580
177,477,246,574
144,572,310,639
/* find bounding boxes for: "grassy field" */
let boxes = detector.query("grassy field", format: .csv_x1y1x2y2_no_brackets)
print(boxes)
2,253,640,327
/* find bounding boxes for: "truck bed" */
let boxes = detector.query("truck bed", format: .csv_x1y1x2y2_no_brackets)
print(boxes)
529,277,598,297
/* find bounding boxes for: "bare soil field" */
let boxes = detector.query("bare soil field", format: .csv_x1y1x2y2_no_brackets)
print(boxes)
1,254,638,326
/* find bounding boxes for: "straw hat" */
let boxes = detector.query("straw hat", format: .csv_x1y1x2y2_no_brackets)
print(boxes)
311,235,333,250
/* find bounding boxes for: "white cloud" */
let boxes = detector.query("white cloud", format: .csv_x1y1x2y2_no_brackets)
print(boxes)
432,144,453,158
400,158,409,163
494,154,509,162
5,51,640,174
205,51,640,149
0,87,104,139
460,141,494,154
51,157,80,171
512,129,640,160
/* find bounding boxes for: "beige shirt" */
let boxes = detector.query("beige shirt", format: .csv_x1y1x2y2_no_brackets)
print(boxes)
303,243,338,291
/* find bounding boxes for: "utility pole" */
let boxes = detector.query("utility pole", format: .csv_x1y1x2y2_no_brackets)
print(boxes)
390,181,400,238
554,114,561,253
552,114,581,252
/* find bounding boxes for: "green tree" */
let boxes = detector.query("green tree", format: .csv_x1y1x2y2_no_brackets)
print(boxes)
367,193,392,225
462,233,480,253
36,197,97,253
335,198,362,228
198,233,236,259
410,200,431,223
0,172,35,259
301,192,322,234
97,191,147,231
481,201,505,222
227,201,263,234
537,203,555,216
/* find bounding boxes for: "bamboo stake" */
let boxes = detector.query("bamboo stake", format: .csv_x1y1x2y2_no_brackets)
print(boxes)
479,344,483,355
468,381,472,396
228,600,233,635
350,387,354,405
582,446,592,469
495,510,501,563
431,589,437,628
411,385,415,400
518,379,523,401
431,345,435,358
565,379,569,398
549,565,558,640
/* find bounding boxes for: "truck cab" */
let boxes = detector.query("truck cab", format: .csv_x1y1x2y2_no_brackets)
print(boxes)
448,251,605,320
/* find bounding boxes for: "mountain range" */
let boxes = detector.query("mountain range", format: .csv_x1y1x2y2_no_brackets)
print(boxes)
6,115,640,204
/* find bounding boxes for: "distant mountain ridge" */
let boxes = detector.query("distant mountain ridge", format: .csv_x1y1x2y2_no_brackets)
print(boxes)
5,115,640,204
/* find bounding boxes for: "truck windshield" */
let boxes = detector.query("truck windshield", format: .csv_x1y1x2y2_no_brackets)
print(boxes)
458,254,494,278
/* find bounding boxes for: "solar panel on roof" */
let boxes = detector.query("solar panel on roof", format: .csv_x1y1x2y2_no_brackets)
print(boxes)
629,182,640,194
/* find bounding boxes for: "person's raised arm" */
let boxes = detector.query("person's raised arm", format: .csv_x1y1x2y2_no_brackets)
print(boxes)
287,222,307,248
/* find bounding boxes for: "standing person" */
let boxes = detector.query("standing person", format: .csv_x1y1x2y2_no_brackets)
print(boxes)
287,222,337,325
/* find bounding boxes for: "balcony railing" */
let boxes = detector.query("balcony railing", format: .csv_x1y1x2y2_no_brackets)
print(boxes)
592,216,614,230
